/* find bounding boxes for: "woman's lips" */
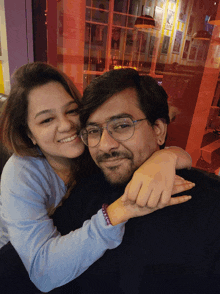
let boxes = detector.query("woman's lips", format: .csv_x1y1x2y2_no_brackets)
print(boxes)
58,134,78,143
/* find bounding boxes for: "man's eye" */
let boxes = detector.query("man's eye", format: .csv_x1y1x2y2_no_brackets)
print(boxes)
87,128,99,135
114,123,132,130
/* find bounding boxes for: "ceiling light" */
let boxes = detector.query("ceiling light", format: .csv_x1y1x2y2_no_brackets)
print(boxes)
192,30,211,40
134,15,155,29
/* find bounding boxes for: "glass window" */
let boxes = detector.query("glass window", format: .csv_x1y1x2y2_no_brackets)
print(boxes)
114,0,128,13
53,0,220,173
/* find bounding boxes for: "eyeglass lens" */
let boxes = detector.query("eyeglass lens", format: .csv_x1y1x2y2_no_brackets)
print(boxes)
81,117,135,147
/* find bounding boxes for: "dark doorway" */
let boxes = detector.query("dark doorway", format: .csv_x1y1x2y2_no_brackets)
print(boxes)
32,0,47,62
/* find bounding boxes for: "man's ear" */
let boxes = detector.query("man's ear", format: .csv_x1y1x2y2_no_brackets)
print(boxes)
153,119,167,146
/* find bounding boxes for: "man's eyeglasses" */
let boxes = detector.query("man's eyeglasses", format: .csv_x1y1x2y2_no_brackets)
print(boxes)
80,117,147,147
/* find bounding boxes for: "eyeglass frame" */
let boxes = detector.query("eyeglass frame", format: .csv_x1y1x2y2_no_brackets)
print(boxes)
80,116,148,147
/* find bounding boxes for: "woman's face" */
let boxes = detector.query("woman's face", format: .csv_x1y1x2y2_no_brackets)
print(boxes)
27,81,85,165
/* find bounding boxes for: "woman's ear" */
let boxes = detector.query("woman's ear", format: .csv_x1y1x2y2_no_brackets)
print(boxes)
27,131,37,145
153,119,167,146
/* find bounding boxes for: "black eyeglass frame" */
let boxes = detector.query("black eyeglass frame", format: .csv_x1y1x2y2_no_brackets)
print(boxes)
80,117,148,147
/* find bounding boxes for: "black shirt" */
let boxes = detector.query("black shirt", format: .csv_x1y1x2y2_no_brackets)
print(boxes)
51,168,220,293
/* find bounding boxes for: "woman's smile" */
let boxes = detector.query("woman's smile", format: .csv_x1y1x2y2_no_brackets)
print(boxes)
58,133,79,143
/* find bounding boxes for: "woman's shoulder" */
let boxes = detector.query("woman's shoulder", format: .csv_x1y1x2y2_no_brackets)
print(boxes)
1,154,65,204
1,154,59,190
2,154,49,176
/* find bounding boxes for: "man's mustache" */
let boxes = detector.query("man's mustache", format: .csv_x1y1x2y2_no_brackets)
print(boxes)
96,151,132,163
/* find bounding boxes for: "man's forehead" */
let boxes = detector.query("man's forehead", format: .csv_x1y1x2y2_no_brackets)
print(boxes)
86,88,142,124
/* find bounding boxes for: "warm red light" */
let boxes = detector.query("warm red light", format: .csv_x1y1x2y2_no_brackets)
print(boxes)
113,65,137,70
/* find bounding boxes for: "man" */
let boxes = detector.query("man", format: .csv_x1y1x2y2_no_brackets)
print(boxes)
50,69,220,293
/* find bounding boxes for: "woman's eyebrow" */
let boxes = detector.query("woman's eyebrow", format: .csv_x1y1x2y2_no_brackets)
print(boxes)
34,101,77,119
35,109,53,119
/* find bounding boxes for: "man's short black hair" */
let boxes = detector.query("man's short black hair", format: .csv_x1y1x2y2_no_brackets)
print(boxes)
80,68,170,128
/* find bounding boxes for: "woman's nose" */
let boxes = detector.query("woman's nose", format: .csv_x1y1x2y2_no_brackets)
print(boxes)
58,116,73,132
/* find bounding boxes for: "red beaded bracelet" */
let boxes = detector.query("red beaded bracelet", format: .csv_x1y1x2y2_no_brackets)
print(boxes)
102,204,112,226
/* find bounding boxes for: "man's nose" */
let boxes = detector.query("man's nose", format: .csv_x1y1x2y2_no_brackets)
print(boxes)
98,129,120,152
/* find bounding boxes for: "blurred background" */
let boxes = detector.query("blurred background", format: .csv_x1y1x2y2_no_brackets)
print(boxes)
1,0,220,174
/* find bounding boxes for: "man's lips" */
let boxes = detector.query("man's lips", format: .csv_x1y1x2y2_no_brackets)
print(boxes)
96,151,132,163
100,157,126,162
98,157,128,166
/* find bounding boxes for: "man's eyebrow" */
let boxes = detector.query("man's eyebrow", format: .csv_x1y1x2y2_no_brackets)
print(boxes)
108,113,133,120
34,101,76,119
85,122,99,127
86,113,133,126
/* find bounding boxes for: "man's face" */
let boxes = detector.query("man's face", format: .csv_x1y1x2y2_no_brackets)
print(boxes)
87,88,167,185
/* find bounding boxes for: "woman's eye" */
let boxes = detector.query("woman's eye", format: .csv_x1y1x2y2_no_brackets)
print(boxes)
40,118,53,124
67,108,79,115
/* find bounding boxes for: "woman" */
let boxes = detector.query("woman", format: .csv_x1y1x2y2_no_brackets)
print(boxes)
0,62,193,292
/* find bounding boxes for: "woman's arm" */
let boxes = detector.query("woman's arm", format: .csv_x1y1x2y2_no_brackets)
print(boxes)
1,156,125,292
164,146,192,169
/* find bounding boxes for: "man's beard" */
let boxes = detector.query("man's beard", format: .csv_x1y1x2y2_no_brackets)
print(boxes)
96,151,134,185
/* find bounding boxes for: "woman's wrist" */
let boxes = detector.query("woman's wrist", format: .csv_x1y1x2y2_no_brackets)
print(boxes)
149,149,177,167
106,198,129,226
164,146,192,169
102,204,113,226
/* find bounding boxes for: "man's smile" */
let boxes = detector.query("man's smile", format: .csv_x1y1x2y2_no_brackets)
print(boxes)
100,157,128,166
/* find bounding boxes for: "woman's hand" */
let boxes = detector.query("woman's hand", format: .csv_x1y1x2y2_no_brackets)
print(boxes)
107,175,194,226
121,148,193,209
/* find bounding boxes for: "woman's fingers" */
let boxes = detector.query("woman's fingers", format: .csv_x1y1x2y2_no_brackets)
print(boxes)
121,175,152,204
122,174,195,210
171,175,195,195
121,194,192,220
168,195,192,206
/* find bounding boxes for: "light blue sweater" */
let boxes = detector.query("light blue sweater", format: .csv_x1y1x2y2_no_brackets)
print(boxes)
0,154,125,292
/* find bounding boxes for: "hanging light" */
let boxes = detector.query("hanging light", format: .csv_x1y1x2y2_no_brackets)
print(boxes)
208,1,220,26
134,14,155,29
208,12,220,26
192,30,211,40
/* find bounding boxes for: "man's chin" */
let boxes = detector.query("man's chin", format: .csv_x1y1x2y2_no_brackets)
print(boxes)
102,166,132,186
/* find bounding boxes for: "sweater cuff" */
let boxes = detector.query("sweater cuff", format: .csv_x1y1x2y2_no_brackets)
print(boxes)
95,208,127,249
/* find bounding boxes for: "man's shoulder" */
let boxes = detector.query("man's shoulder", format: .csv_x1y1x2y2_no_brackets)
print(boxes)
176,167,220,181
174,168,220,226
177,167,220,192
